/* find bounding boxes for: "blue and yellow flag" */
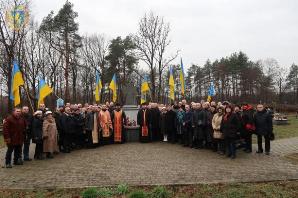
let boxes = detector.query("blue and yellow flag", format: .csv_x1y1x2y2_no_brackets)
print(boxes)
10,61,24,106
95,70,102,102
207,82,215,102
141,75,150,93
180,58,185,96
38,79,53,107
141,75,150,104
109,74,117,102
169,66,175,101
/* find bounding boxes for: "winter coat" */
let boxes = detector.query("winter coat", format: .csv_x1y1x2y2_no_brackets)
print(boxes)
149,108,160,130
212,113,223,131
242,107,256,135
60,113,75,134
221,113,239,139
184,111,193,128
53,111,63,132
32,116,43,144
3,115,26,145
176,110,185,135
254,110,273,136
22,113,33,140
160,112,167,135
85,112,95,131
137,109,151,127
73,113,85,134
234,112,244,136
43,117,59,153
192,109,206,140
165,110,177,136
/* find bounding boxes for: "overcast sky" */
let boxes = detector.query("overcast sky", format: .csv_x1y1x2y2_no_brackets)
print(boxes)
30,0,298,70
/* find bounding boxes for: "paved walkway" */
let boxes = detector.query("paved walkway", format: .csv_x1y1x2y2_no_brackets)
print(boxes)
0,137,297,189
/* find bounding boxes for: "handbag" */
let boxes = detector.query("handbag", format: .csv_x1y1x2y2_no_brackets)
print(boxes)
245,123,256,132
213,130,224,139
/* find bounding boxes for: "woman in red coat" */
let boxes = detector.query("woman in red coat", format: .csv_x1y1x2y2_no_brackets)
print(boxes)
3,108,27,168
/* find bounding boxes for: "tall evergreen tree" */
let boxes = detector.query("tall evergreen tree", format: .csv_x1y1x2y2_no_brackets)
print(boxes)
40,1,81,102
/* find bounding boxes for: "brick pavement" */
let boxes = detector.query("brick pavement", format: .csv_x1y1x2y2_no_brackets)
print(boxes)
0,137,297,189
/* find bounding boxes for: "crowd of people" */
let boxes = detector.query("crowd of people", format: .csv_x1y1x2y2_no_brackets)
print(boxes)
2,100,274,168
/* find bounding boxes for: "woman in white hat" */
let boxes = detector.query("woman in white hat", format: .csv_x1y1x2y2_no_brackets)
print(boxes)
32,110,44,160
42,111,59,158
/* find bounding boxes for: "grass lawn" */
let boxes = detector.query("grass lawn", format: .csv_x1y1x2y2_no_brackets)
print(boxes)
273,114,298,139
0,181,297,198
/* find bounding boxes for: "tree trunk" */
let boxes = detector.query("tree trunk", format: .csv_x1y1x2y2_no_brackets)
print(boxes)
64,31,70,102
158,66,162,103
7,57,13,111
150,69,156,102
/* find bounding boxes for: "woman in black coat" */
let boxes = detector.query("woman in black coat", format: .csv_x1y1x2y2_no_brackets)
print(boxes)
241,104,255,153
221,105,239,159
32,111,44,160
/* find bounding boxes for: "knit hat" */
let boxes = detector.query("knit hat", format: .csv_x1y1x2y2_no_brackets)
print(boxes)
34,110,43,116
45,111,52,116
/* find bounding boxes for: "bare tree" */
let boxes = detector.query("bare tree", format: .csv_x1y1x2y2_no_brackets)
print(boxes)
0,0,29,110
79,34,109,103
134,12,178,102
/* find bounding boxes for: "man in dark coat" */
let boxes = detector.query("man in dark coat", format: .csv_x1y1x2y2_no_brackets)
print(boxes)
192,103,207,148
203,103,213,149
160,107,167,141
73,107,85,148
3,108,27,167
60,107,75,153
137,103,151,143
165,105,177,143
149,103,161,141
22,106,33,161
254,104,273,155
183,105,193,147
54,105,64,151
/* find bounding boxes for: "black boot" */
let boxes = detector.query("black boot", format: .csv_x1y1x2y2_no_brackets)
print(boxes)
14,158,23,165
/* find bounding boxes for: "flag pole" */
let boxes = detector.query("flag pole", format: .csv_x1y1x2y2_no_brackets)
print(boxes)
22,84,34,112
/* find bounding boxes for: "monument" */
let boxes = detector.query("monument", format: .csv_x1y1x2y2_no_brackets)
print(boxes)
122,84,140,142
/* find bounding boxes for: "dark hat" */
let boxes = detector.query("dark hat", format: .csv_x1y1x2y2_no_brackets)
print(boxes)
235,104,241,109
225,104,234,111
115,103,122,107
222,101,230,105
